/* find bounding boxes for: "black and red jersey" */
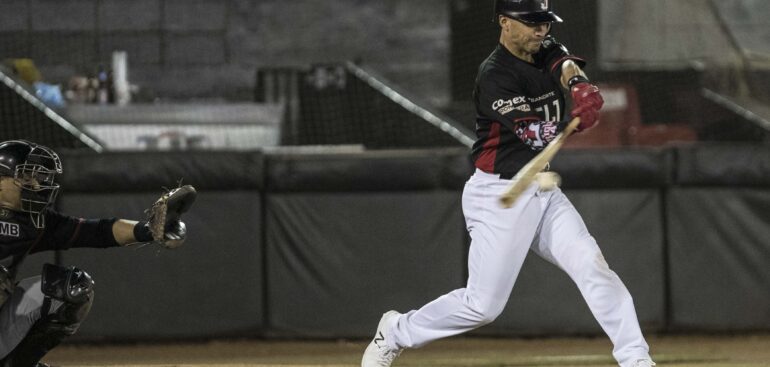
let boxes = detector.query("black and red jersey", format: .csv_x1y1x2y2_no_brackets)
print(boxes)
471,39,584,178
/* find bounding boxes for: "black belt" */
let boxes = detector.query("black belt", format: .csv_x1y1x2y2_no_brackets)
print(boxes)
499,172,515,179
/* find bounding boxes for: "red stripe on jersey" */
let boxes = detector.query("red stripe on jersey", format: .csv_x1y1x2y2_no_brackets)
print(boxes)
475,122,501,172
64,218,85,248
550,56,586,73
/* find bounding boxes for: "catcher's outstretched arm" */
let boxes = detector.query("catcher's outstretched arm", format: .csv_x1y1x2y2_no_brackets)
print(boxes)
113,219,142,246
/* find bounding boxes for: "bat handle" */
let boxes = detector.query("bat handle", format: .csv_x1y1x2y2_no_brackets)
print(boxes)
496,116,581,209
499,194,515,208
564,116,581,135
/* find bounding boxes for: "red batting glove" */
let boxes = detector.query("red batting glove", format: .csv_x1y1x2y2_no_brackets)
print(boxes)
570,104,599,132
570,82,604,132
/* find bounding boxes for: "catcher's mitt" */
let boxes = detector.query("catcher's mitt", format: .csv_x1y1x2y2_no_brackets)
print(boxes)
146,184,197,249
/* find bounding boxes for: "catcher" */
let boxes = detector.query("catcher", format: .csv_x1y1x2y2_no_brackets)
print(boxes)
0,140,197,367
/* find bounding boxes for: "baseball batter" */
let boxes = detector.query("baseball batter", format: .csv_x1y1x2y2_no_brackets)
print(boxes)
362,1,656,367
0,140,194,367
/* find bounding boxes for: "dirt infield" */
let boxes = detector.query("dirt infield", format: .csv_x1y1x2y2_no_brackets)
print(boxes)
46,334,770,366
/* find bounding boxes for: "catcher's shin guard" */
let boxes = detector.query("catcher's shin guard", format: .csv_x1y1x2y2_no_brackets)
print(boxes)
0,294,93,367
1,266,94,367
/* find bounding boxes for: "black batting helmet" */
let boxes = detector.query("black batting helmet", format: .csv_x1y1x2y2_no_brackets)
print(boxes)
493,0,563,24
0,140,62,228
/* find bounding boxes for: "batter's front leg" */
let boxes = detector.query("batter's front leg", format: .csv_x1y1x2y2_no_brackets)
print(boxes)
532,189,652,366
388,175,542,350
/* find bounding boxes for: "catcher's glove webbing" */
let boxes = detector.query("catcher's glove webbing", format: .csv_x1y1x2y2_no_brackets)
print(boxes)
135,184,197,249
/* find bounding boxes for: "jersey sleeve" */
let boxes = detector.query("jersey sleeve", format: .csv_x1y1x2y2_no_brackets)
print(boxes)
513,119,566,151
476,68,567,151
35,211,120,253
536,35,586,82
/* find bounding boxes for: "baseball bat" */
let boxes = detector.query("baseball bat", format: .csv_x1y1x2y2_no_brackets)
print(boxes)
498,117,581,208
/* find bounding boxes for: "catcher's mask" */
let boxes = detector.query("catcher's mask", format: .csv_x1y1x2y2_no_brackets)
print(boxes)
493,0,563,24
0,140,62,228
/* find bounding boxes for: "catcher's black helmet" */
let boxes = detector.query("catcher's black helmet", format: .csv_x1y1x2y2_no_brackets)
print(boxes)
493,0,563,24
0,140,62,228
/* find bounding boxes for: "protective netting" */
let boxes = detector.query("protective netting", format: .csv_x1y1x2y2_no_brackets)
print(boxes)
256,63,473,149
0,66,102,151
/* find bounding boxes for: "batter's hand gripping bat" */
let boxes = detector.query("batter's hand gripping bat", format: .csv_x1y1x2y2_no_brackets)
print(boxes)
498,117,581,208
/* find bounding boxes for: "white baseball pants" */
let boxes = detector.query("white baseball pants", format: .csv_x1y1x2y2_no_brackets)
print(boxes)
388,169,651,366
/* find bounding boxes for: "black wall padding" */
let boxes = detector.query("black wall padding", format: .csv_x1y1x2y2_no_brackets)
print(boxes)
265,147,670,192
675,144,770,186
552,148,672,188
265,192,466,337
57,191,265,340
266,148,470,192
33,143,769,339
667,189,770,331
441,152,476,190
58,151,264,192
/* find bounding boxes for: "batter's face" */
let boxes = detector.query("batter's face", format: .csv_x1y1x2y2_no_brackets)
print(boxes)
0,176,22,210
499,16,551,60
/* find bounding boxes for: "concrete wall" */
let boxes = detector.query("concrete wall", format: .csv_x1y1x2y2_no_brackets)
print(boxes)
0,0,450,104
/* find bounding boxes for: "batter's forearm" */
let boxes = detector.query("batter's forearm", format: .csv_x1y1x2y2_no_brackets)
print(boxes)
560,60,587,90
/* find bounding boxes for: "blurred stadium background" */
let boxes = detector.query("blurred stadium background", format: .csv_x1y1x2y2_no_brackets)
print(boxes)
1,0,769,363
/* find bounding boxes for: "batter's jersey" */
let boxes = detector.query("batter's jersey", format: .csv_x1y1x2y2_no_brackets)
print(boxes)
471,42,583,179
0,208,119,272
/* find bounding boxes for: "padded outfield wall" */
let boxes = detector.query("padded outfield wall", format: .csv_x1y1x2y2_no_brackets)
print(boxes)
13,144,768,340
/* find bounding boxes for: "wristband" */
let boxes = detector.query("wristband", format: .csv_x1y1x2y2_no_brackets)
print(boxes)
133,221,153,242
567,75,590,88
